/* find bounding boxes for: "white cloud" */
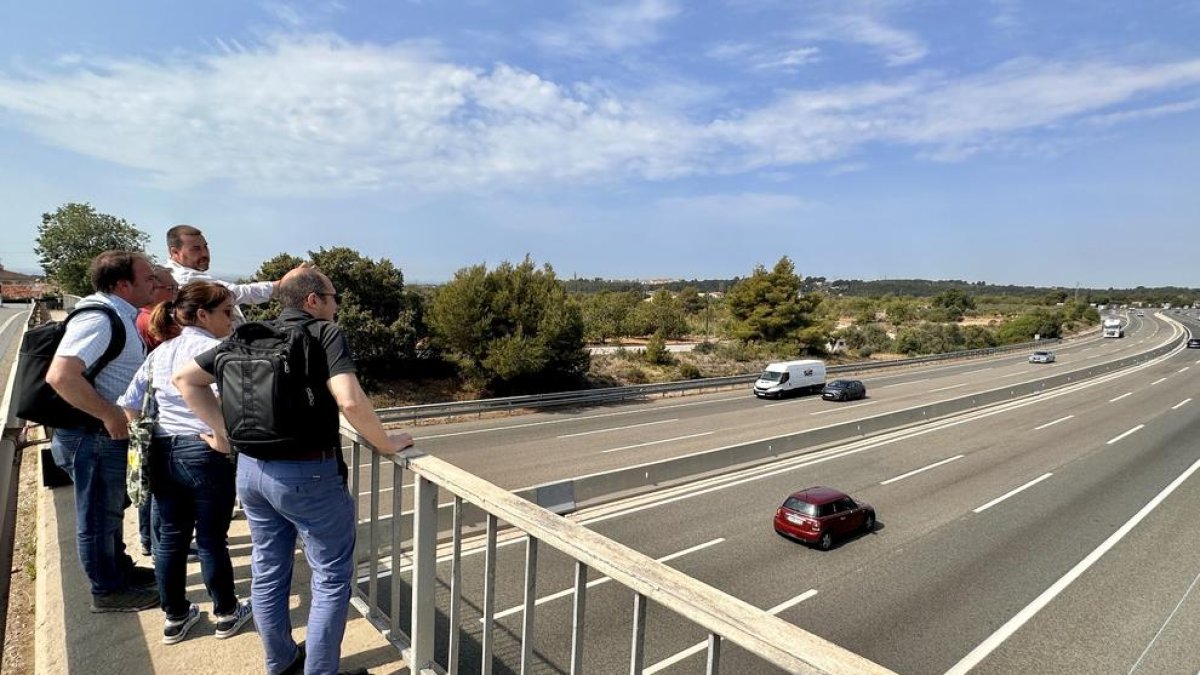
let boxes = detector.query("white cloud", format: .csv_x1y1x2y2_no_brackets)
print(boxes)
531,0,681,54
707,42,822,72
0,37,1198,195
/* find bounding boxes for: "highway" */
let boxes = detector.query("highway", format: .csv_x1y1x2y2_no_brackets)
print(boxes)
356,311,1200,673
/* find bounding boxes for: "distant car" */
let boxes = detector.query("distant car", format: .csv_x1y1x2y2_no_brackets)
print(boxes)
1136,311,1145,317
1029,350,1056,364
821,379,867,401
774,487,875,550
1188,338,1200,349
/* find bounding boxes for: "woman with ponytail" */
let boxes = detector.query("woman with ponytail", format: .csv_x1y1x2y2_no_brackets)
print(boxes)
118,280,253,645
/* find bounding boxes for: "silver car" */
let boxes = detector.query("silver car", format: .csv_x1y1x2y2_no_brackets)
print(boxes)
1029,350,1055,364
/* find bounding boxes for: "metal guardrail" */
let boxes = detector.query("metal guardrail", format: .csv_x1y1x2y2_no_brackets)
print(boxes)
0,309,34,670
377,336,1067,423
342,430,896,674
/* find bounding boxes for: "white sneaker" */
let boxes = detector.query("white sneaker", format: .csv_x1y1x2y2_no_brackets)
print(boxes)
163,604,200,644
214,599,253,639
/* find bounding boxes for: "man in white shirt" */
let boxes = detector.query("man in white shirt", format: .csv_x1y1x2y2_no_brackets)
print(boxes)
165,224,300,324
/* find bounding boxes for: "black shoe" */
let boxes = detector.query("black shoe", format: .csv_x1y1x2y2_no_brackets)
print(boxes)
163,603,201,645
187,547,200,563
127,565,157,589
337,669,368,675
91,588,159,613
140,544,152,557
214,599,253,639
279,644,306,675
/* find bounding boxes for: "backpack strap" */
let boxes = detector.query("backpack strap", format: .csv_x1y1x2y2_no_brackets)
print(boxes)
66,305,127,382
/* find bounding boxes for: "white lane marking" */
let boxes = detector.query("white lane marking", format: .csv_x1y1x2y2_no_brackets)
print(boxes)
417,395,745,439
1128,569,1200,675
1151,377,1168,385
1033,415,1074,431
962,367,993,375
878,378,928,389
1195,359,1200,364
486,538,724,622
1179,367,1190,373
763,398,812,408
929,383,968,393
973,474,1054,514
1172,398,1192,410
557,418,678,439
1107,424,1145,445
998,369,1035,379
1110,392,1132,403
945,454,1200,675
644,590,818,674
880,455,964,485
810,401,877,416
602,432,715,454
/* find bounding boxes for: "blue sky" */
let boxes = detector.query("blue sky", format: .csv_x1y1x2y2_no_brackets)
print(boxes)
1,1,1198,287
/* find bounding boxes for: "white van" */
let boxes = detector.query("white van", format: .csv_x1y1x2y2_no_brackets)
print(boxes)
753,359,826,399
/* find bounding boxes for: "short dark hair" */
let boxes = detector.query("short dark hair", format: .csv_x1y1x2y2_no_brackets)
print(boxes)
166,224,203,251
89,250,150,293
277,268,329,309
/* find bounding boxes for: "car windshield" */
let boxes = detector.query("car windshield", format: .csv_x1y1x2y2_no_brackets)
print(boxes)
827,380,848,388
759,371,783,382
782,497,818,516
1034,352,1049,356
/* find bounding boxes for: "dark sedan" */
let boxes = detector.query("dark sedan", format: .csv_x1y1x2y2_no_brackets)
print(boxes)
1188,338,1200,349
773,486,875,550
821,379,866,401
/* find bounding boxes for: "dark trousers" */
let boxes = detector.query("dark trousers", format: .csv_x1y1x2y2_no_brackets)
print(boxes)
151,435,238,619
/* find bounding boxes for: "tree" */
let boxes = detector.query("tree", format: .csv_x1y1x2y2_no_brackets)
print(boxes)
580,291,639,343
248,248,425,385
725,256,822,346
35,203,150,295
428,257,588,392
635,289,688,339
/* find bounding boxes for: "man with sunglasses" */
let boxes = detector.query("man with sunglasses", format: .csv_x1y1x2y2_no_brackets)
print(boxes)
175,267,413,674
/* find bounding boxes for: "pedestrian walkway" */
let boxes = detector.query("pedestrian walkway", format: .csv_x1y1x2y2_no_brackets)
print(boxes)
35,449,407,675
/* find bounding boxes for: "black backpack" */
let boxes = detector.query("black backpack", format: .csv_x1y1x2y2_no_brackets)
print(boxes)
212,319,324,457
15,305,126,429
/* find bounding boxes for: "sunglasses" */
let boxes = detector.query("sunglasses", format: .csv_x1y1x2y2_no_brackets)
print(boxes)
315,291,343,303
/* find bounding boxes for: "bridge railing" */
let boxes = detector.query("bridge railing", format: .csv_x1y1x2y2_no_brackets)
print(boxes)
0,309,34,669
341,426,894,674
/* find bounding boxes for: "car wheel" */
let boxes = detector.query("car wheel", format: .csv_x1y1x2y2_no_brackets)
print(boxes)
863,513,875,533
816,532,833,551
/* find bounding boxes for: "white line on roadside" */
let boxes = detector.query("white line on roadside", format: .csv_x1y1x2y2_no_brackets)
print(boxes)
416,395,745,440
1172,399,1192,410
945,454,1200,675
602,432,714,454
880,455,964,485
998,369,1035,379
1109,392,1132,403
558,418,679,439
929,383,968,393
1034,416,1073,431
1107,424,1145,445
1151,377,1168,385
973,474,1053,513
962,367,993,375
810,401,877,416
644,589,818,674
485,538,724,622
1127,568,1200,675
1179,367,1189,373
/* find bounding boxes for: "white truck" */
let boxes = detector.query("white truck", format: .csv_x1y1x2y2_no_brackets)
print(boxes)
1102,317,1124,338
753,359,826,398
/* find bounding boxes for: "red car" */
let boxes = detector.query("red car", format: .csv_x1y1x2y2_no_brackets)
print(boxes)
773,486,875,550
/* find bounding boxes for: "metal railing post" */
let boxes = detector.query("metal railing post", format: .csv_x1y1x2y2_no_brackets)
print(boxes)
410,474,438,670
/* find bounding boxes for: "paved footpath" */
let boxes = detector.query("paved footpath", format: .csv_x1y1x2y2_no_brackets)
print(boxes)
35,448,408,675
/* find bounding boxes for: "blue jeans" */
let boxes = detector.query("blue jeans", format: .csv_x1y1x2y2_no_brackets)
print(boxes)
237,455,355,675
138,497,159,553
51,428,137,596
151,436,238,619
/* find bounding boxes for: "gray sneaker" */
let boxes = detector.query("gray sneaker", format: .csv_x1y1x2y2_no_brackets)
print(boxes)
163,604,201,645
214,599,253,639
90,588,159,613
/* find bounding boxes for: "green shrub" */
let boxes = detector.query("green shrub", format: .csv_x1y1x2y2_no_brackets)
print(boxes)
677,362,702,379
644,331,674,365
619,364,649,384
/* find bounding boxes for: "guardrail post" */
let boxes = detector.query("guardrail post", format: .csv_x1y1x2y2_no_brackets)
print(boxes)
410,474,437,671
